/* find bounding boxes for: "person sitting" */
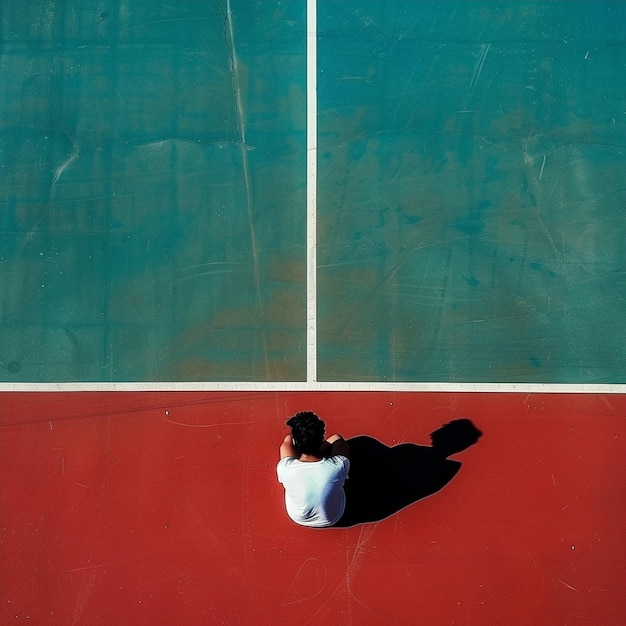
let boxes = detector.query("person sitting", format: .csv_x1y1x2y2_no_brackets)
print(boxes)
277,411,350,528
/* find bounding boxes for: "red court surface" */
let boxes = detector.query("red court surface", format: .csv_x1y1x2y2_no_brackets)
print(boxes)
1,391,625,625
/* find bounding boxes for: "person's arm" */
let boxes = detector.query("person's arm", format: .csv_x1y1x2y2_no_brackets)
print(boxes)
320,434,350,459
280,434,298,459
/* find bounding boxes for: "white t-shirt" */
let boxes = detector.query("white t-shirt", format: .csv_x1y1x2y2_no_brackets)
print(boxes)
277,455,350,527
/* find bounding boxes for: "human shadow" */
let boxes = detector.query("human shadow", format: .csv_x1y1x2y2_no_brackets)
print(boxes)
336,419,482,527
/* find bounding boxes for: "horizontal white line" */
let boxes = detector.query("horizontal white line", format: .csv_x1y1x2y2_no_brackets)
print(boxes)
1,382,625,394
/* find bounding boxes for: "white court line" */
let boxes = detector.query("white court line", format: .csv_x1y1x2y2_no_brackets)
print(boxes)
1,382,626,393
307,0,317,383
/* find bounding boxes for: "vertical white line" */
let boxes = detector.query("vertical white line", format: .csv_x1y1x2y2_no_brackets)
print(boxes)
307,0,317,383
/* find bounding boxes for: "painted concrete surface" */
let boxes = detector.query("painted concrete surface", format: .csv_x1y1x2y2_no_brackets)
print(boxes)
1,1,306,382
2,1,626,384
317,2,626,382
2,4,625,624
1,391,625,624
3,3,626,384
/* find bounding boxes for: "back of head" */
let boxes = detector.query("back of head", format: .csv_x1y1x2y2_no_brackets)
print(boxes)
286,411,326,455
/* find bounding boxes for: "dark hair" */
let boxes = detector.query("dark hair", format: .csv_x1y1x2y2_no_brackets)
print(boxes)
286,411,325,455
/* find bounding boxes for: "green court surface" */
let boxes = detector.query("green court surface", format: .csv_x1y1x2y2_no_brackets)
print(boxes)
1,1,307,382
2,1,626,383
317,2,626,382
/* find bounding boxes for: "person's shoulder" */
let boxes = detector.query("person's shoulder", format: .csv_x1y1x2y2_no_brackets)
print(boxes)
278,455,297,464
277,456,298,469
325,455,350,469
